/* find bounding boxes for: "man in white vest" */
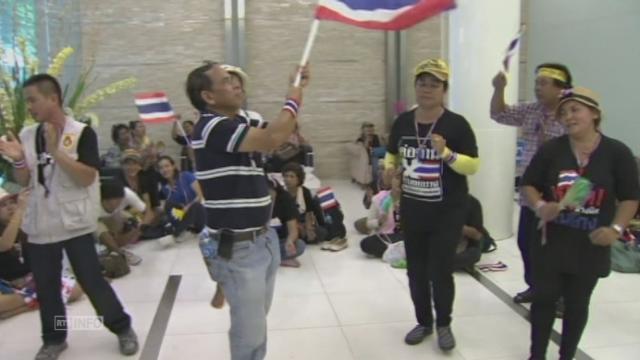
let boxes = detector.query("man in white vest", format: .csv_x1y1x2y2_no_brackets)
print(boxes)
0,74,138,360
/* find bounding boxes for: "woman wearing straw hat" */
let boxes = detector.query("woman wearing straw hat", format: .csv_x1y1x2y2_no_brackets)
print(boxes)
384,59,480,351
521,87,640,359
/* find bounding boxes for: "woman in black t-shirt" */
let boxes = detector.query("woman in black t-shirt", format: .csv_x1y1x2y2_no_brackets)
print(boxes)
384,59,479,351
522,87,640,360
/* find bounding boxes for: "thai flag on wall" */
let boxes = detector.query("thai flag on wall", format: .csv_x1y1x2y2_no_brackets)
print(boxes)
315,0,456,30
134,92,176,124
317,187,339,210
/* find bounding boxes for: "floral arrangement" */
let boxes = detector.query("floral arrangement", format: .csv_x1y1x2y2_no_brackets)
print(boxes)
0,38,137,135
0,38,137,177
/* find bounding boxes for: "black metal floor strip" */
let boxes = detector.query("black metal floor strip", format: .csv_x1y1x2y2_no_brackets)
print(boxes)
139,275,182,360
468,270,594,360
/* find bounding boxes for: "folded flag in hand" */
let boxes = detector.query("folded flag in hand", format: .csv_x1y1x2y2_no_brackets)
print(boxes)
317,187,339,210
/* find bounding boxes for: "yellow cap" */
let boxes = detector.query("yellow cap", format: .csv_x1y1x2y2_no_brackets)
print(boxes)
414,59,449,81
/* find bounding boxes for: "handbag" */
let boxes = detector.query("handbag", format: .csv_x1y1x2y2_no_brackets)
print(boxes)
99,251,130,278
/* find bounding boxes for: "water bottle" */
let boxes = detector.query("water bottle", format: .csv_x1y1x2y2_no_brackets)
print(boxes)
198,231,218,280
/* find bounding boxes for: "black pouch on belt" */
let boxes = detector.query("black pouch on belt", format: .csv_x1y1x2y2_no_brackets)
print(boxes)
218,229,234,260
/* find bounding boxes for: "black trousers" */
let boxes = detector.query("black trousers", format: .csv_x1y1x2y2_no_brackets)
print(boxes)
402,201,466,328
172,202,206,236
453,240,481,271
518,206,536,287
530,268,599,360
27,233,131,345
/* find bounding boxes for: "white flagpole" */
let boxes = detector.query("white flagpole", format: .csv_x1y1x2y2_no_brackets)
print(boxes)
294,19,320,87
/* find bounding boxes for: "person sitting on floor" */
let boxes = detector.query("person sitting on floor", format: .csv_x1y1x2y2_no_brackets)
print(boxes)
171,117,196,172
360,170,403,258
0,188,83,319
268,178,306,268
454,194,497,272
157,155,206,242
282,162,327,244
282,162,348,251
101,123,133,170
116,149,168,243
97,181,144,266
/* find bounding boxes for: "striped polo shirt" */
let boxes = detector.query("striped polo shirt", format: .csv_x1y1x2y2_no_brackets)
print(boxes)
192,110,270,232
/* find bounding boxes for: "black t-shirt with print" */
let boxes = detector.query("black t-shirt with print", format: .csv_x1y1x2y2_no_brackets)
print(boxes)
0,225,30,281
271,186,298,240
388,109,478,218
522,135,640,277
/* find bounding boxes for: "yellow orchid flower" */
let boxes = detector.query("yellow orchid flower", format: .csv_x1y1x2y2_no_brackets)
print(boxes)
47,47,75,77
74,77,137,115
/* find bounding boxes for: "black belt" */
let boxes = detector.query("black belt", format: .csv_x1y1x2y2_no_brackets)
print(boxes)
211,227,268,260
210,227,268,242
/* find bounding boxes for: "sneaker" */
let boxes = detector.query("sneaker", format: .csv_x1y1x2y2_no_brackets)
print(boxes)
404,324,432,345
35,342,68,360
320,238,336,250
437,326,456,351
122,249,142,266
157,234,176,248
117,328,139,356
513,288,534,304
327,237,348,252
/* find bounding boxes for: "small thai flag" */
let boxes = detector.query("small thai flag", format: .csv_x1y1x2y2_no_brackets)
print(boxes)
317,187,339,210
502,26,525,72
134,92,176,124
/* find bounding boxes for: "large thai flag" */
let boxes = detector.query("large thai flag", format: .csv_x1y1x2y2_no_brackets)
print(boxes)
315,0,456,30
134,92,176,124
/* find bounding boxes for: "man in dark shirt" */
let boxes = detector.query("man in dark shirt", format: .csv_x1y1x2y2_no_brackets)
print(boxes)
186,62,309,360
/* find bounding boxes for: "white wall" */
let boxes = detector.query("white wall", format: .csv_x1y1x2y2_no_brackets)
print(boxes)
527,0,640,153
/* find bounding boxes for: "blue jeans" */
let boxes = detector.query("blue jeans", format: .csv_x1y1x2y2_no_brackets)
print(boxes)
207,228,281,360
279,239,306,261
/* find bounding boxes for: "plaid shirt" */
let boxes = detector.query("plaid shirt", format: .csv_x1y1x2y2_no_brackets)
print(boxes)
492,101,566,176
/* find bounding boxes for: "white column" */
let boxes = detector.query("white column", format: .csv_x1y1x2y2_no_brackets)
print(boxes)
448,0,520,240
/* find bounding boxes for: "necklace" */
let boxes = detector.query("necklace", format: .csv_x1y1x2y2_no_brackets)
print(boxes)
413,108,443,148
570,132,601,171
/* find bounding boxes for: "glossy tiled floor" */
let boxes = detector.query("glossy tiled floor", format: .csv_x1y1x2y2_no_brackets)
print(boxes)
2,180,638,359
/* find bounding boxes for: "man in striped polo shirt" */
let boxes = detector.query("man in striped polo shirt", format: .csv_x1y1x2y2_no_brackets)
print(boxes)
185,62,309,360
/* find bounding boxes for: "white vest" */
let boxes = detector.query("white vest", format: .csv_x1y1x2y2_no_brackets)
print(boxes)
20,117,100,244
